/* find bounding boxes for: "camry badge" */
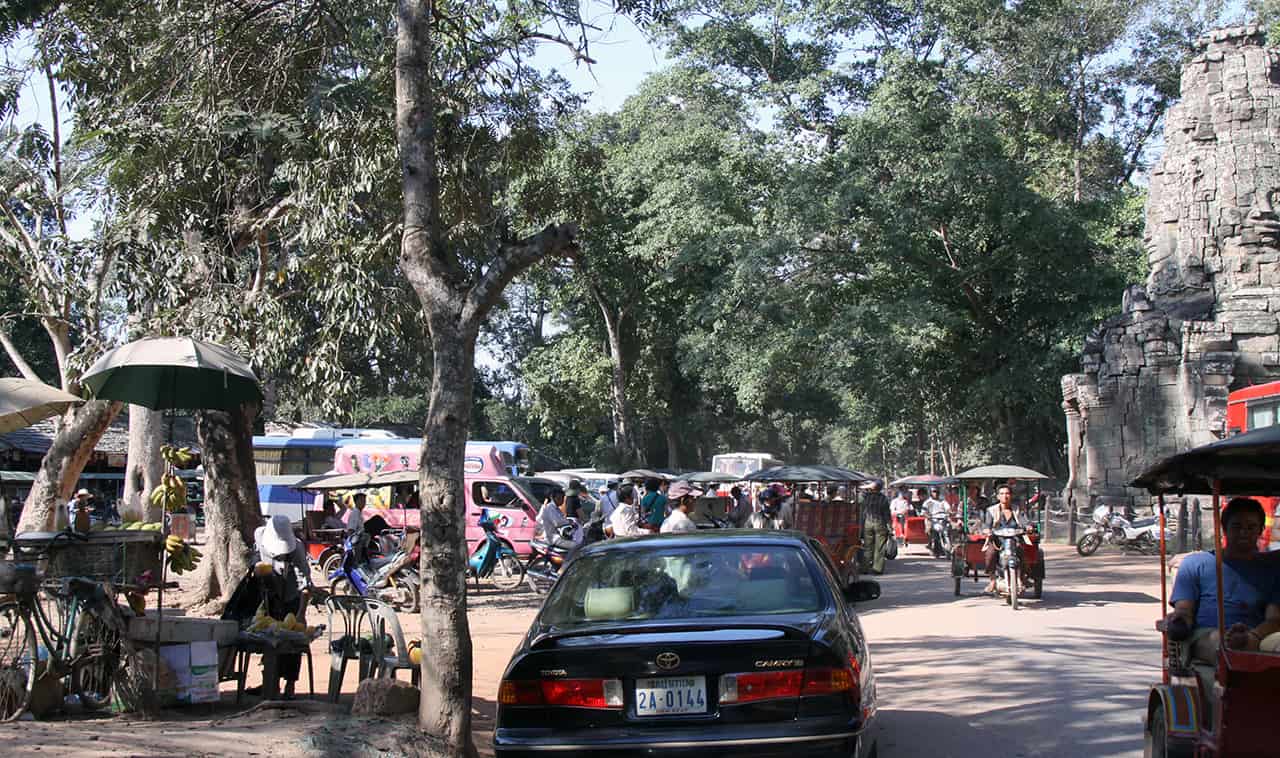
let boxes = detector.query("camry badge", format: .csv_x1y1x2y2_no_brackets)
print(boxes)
655,652,680,670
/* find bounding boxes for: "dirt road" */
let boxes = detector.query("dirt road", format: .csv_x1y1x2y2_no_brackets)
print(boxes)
0,543,1164,757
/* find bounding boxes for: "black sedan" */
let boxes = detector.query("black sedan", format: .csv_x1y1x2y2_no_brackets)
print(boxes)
494,530,881,757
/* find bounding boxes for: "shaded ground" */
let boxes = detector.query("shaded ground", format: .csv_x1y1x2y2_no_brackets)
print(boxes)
0,542,1164,757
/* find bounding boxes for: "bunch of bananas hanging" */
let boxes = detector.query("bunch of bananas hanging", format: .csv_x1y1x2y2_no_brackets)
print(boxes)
165,534,203,575
160,445,198,469
148,472,188,514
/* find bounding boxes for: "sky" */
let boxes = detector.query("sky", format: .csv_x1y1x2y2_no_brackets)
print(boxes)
528,10,668,112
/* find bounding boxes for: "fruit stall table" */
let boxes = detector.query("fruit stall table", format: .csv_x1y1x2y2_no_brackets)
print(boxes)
227,631,318,702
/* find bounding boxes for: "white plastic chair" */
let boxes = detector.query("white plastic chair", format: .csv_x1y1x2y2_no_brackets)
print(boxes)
364,598,420,686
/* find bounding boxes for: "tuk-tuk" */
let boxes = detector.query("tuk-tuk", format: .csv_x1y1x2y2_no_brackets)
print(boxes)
1131,425,1280,758
951,465,1049,605
743,464,871,588
889,474,958,555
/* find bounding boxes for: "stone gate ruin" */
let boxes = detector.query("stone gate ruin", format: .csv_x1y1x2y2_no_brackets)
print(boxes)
1062,25,1280,507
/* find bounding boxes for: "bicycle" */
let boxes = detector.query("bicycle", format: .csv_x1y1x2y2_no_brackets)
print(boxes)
0,532,141,721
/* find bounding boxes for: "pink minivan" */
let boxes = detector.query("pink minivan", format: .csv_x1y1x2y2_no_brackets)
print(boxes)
355,444,544,556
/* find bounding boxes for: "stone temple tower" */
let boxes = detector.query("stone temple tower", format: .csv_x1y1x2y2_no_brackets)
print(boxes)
1062,25,1280,505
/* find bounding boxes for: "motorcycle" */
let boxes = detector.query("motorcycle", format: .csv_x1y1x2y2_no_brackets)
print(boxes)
1076,503,1161,556
927,510,952,558
524,523,577,596
991,526,1031,610
328,528,421,612
467,510,525,590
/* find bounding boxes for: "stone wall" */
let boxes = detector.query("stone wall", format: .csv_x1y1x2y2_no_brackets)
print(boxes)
1062,26,1280,506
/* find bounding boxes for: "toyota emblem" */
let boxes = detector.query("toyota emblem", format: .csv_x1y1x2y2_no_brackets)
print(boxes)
655,652,680,670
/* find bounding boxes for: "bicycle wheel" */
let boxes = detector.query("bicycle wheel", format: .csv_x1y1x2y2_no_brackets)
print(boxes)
69,607,123,710
0,602,37,722
490,554,526,591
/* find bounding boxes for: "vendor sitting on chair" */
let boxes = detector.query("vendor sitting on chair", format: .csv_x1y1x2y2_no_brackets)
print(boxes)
254,514,312,698
1167,497,1280,660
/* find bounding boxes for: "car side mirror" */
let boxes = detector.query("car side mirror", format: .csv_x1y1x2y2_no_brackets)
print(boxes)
844,579,880,603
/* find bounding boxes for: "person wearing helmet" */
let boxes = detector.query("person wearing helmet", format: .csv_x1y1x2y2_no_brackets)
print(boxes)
746,484,792,530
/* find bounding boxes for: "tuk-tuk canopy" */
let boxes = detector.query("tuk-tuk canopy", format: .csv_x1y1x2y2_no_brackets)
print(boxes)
620,469,674,480
293,472,379,491
745,465,871,483
889,474,959,488
1130,425,1280,496
956,465,1050,481
675,471,740,484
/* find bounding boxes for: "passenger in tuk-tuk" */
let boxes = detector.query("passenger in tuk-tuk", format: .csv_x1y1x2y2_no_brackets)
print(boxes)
1166,497,1280,660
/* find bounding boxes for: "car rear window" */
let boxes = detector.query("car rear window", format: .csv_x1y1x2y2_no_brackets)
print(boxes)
540,545,825,625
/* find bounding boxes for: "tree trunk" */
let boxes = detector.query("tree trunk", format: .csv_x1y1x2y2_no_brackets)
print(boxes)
596,298,640,466
122,405,167,522
664,423,679,471
415,319,476,756
192,403,262,609
17,400,122,532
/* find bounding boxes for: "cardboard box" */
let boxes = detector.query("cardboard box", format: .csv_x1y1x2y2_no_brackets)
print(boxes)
158,644,191,704
188,641,219,704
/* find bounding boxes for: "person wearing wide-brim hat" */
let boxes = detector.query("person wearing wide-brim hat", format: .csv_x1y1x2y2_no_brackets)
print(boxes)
661,481,704,533
252,514,311,698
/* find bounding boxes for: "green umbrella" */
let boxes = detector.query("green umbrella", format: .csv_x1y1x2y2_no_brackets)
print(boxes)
0,378,83,433
80,337,262,411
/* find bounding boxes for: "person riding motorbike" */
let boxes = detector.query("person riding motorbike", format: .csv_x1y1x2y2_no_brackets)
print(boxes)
982,484,1030,593
923,488,951,556
537,487,581,548
746,484,792,530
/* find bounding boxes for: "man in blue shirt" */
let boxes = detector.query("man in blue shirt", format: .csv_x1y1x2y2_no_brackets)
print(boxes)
1168,497,1280,660
640,478,668,533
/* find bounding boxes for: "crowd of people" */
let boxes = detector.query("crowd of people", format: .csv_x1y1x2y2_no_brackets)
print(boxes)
531,476,802,555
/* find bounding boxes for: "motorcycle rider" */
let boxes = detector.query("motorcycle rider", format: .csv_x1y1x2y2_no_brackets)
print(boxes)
537,487,581,548
923,487,950,556
746,484,792,529
982,484,1029,593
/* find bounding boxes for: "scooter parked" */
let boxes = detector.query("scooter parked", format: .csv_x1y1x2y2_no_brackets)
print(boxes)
1076,503,1161,556
328,528,421,612
467,510,525,590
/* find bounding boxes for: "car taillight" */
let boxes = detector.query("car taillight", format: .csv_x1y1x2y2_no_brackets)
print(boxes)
498,678,623,709
719,664,858,704
718,670,803,703
801,666,854,695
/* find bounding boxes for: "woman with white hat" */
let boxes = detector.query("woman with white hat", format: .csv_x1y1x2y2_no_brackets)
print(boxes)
253,514,311,698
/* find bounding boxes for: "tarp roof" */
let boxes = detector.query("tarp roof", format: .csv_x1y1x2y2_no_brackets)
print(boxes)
890,474,959,487
1130,425,1280,496
744,465,872,483
956,465,1050,480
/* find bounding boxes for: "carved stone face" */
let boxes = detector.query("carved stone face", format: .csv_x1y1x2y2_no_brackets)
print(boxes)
1142,40,1280,306
1243,187,1280,245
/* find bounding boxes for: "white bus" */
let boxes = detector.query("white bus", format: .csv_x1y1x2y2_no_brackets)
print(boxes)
709,452,784,479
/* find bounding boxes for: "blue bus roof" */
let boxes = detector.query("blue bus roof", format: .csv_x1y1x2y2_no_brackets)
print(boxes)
252,436,354,449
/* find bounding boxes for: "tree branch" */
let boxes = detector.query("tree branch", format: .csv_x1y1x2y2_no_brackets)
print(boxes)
44,65,68,239
462,223,579,329
0,328,41,381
